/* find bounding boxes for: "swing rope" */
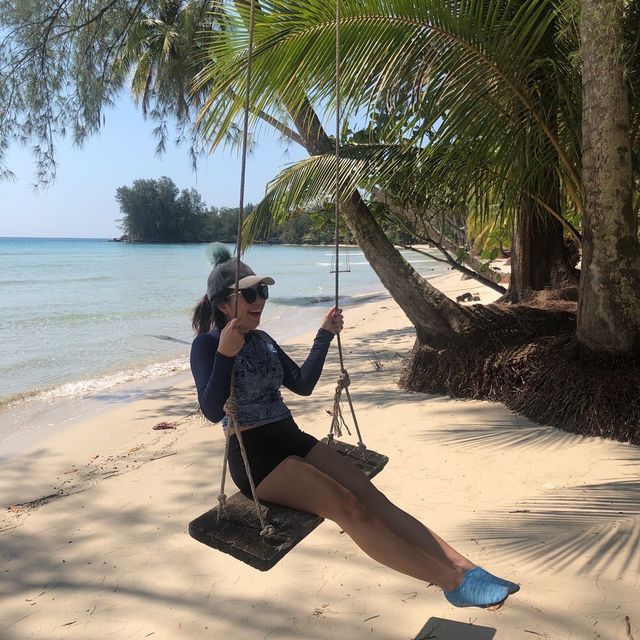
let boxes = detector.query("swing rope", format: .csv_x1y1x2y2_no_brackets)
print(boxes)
327,0,366,456
216,0,274,538
216,0,364,536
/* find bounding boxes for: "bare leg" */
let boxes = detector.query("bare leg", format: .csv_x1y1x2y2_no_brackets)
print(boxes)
305,443,475,570
256,455,464,591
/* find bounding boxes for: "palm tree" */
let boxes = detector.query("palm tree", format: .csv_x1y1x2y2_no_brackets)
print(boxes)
193,0,640,441
196,0,578,314
578,0,640,352
195,0,471,340
113,0,217,156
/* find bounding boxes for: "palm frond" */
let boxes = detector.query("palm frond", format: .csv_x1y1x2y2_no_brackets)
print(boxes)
196,0,582,214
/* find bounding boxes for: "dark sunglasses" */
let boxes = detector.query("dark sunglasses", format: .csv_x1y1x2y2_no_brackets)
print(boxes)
230,283,269,304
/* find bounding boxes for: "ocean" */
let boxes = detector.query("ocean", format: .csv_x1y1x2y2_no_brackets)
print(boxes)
0,238,445,453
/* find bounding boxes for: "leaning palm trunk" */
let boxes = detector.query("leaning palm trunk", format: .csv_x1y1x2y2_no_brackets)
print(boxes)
577,0,640,352
289,102,470,341
232,0,469,341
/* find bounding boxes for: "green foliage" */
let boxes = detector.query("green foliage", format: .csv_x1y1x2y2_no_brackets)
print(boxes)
198,0,585,261
113,0,219,158
481,247,501,262
116,176,209,242
455,248,470,263
115,177,338,244
0,0,216,184
206,207,241,243
0,0,140,184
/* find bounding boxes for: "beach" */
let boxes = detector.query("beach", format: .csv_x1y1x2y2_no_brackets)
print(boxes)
1,270,639,640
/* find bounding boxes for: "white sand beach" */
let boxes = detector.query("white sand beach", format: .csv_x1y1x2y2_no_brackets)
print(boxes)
1,271,638,640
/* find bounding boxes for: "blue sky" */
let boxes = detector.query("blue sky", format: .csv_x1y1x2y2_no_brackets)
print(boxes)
0,95,308,238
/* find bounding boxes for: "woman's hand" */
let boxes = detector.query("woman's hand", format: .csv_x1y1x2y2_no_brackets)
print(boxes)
321,307,344,335
217,318,247,357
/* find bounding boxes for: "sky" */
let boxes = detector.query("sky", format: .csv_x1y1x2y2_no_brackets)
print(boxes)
0,95,308,239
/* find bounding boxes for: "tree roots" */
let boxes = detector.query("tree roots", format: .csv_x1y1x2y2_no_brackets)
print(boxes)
401,305,640,444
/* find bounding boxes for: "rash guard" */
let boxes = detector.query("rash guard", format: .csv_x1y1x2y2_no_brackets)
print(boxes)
190,327,334,429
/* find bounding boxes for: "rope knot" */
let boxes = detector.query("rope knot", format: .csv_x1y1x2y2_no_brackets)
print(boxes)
217,493,227,506
328,369,353,440
224,396,238,417
260,524,275,537
337,369,350,389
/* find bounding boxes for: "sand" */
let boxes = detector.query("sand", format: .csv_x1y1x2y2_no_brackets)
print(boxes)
1,271,639,640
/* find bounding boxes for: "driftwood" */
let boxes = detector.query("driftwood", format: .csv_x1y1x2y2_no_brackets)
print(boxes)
188,440,388,571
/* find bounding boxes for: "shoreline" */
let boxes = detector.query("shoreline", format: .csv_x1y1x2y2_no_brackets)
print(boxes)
0,286,395,459
1,239,446,425
0,268,484,461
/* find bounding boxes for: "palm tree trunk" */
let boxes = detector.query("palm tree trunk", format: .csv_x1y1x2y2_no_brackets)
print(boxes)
578,0,640,352
508,64,577,303
508,199,575,302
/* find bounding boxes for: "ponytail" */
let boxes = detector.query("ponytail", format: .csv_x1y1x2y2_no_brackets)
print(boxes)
192,295,213,335
213,307,227,332
192,293,229,335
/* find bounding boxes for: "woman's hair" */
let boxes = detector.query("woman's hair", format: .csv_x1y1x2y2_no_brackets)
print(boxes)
191,292,229,335
193,242,249,335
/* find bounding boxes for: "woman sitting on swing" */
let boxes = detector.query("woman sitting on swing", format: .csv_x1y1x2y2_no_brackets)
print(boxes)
190,244,519,609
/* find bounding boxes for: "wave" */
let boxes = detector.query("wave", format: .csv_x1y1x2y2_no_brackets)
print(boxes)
0,356,189,410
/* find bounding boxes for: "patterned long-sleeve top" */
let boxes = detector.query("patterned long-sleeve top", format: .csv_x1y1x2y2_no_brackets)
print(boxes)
190,327,334,430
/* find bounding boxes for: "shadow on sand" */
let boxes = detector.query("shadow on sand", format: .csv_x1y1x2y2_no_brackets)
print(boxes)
415,617,496,640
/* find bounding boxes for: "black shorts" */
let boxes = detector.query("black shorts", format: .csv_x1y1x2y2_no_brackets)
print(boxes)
227,416,318,499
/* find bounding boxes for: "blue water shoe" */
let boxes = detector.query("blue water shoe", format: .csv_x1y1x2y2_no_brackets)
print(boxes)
476,567,520,594
444,567,509,608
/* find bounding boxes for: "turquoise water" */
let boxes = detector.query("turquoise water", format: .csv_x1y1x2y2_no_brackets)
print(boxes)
0,238,444,410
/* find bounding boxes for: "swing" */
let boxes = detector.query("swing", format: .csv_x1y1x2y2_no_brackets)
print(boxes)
188,0,388,571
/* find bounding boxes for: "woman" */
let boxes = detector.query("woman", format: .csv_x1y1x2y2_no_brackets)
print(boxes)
190,244,519,609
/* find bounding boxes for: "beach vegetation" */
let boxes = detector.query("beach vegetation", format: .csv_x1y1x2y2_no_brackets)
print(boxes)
114,176,353,244
112,0,222,163
0,0,143,185
116,176,210,242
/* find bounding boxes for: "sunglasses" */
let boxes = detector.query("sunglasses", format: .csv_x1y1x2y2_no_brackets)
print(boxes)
229,283,269,304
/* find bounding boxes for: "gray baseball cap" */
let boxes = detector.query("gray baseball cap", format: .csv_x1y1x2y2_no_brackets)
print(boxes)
206,257,275,302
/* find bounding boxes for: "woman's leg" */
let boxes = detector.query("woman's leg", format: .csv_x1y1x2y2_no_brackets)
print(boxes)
255,455,464,591
304,443,474,570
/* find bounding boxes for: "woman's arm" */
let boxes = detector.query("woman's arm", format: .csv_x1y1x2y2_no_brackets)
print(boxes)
275,328,335,396
274,306,343,396
190,333,235,422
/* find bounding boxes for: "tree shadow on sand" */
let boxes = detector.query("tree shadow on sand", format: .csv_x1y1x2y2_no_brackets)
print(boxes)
1,433,389,640
416,409,640,579
462,478,640,577
4,318,637,638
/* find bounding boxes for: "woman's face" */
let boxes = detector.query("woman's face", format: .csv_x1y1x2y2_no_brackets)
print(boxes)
218,284,268,331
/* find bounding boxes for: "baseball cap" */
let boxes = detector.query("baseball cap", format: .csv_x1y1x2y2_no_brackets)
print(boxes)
205,243,275,301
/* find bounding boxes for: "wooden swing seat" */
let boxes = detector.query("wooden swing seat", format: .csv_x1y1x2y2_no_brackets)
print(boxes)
188,439,388,571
